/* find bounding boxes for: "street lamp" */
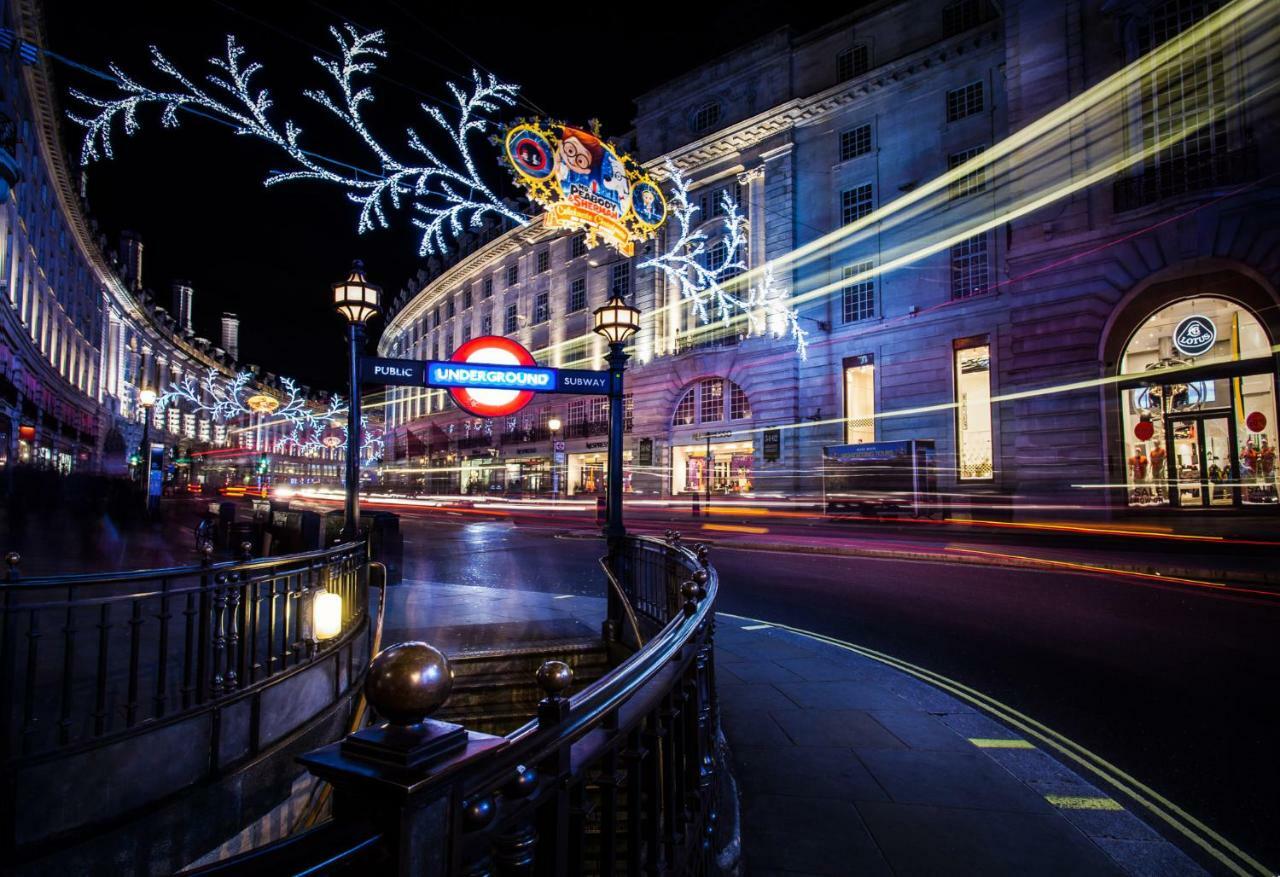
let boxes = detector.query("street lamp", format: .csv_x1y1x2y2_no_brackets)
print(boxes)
548,416,562,501
592,295,641,542
138,388,158,512
333,260,381,541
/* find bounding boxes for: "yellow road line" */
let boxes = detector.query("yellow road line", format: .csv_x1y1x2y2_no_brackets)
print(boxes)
717,612,1270,877
1047,795,1125,811
702,523,769,535
969,738,1035,749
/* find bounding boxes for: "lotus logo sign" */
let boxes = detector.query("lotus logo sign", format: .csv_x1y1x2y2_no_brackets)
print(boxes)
1173,315,1216,357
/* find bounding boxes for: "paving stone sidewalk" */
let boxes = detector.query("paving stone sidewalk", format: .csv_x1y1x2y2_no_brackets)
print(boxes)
714,617,1207,877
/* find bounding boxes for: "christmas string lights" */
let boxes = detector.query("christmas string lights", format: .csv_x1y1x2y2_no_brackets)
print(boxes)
69,25,527,255
639,162,808,358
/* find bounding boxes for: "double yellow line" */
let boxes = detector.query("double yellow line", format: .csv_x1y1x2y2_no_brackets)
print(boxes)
719,612,1271,877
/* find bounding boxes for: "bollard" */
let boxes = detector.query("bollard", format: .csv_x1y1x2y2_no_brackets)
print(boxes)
5,551,20,582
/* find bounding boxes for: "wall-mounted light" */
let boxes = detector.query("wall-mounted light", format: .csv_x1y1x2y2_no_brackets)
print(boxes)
313,589,343,641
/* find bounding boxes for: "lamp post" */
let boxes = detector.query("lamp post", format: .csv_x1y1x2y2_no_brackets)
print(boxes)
548,416,562,501
138,388,158,513
592,295,641,542
333,260,381,542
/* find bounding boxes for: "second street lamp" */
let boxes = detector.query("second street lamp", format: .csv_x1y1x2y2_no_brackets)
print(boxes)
333,260,381,542
548,416,562,501
592,294,641,542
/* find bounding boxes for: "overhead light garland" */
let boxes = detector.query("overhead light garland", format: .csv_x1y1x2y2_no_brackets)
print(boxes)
69,25,527,255
639,161,808,358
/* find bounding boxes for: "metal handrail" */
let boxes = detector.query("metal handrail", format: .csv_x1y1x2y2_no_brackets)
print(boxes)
462,535,715,792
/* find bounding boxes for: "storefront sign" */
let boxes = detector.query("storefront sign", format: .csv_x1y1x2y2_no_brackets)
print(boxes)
586,441,608,450
503,122,667,257
763,429,781,462
1173,315,1216,357
516,447,540,455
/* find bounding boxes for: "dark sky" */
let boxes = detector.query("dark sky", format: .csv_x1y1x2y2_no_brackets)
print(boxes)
45,1,833,389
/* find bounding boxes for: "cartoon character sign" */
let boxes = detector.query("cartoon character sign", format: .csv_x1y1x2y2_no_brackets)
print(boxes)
503,120,667,257
631,180,666,229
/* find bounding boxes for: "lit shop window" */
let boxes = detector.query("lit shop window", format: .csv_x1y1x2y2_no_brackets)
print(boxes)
955,342,993,479
844,358,875,444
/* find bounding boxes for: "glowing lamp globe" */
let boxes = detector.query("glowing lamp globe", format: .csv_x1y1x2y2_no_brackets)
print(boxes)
138,388,158,408
548,417,562,432
313,589,343,641
593,295,641,344
246,393,280,414
333,260,381,325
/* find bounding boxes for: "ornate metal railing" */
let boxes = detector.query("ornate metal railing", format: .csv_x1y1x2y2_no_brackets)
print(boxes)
1112,144,1258,212
190,532,721,876
0,541,368,761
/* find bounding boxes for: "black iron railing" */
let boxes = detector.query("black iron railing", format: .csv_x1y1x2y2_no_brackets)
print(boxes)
191,532,720,876
566,419,610,439
1112,144,1258,212
0,541,368,761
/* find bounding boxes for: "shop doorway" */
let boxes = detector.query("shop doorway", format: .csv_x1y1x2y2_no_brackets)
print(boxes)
1166,413,1236,508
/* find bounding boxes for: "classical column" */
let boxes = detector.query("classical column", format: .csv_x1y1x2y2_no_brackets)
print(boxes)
736,165,767,271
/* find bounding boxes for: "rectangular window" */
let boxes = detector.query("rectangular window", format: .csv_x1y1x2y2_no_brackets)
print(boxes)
946,81,984,122
506,264,519,286
844,356,875,444
955,342,993,480
432,307,441,328
947,145,988,199
837,44,869,81
568,399,586,425
447,296,456,319
481,311,493,335
569,277,587,312
483,277,493,298
609,262,631,299
839,124,872,162
674,390,697,426
536,249,550,273
841,184,874,226
699,378,724,423
841,262,875,323
944,0,987,36
462,285,473,309
571,233,588,259
692,102,721,133
461,323,472,344
534,291,550,324
950,233,990,299
729,384,751,420
623,394,634,431
505,303,519,334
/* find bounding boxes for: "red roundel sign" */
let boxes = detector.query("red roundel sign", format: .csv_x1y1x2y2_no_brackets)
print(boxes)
1246,411,1267,433
1133,420,1155,441
447,336,538,418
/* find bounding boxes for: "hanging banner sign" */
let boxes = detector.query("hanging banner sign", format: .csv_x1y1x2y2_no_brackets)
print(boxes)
504,121,667,257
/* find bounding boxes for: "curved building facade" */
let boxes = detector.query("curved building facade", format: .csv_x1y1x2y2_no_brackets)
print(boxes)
377,0,1278,518
1,0,353,488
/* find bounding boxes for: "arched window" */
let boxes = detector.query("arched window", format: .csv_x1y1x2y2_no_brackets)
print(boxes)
1119,296,1276,509
671,378,753,427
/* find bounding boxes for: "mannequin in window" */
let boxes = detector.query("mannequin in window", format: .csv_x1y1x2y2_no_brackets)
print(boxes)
1129,444,1150,504
1148,440,1167,502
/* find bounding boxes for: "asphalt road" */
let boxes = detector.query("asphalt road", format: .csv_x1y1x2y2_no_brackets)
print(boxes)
394,513,1280,873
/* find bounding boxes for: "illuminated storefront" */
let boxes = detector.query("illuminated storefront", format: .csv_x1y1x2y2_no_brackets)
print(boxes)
671,440,756,496
566,449,633,495
1118,297,1277,509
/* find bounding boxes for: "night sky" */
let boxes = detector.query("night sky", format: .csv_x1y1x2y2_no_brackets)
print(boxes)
44,1,839,389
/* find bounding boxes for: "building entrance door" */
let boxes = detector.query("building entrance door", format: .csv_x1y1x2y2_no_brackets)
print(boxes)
1166,414,1237,508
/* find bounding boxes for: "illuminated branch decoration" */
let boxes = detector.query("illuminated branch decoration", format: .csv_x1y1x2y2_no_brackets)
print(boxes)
639,161,807,359
69,25,526,255
158,369,254,421
344,416,384,462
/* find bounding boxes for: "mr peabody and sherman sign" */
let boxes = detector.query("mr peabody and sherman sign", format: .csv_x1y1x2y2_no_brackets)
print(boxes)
360,335,613,418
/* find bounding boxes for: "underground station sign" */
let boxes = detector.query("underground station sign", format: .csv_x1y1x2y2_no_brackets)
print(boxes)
361,335,612,417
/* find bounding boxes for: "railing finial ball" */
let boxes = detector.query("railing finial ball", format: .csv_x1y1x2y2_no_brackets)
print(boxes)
681,580,701,602
691,568,709,586
240,541,253,560
536,660,573,698
364,641,454,725
462,795,496,830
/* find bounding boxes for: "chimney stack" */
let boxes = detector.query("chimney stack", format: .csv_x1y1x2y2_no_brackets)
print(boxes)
119,230,143,291
221,312,240,362
172,281,194,333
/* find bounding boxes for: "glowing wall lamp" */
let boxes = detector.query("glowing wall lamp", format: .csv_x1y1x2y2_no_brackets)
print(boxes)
313,589,343,641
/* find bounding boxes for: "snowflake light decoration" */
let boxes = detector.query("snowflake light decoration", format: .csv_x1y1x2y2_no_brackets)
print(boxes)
69,25,527,255
639,161,807,358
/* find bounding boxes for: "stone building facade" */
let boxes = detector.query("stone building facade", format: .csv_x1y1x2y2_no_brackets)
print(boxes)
379,0,1279,518
0,0,350,486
